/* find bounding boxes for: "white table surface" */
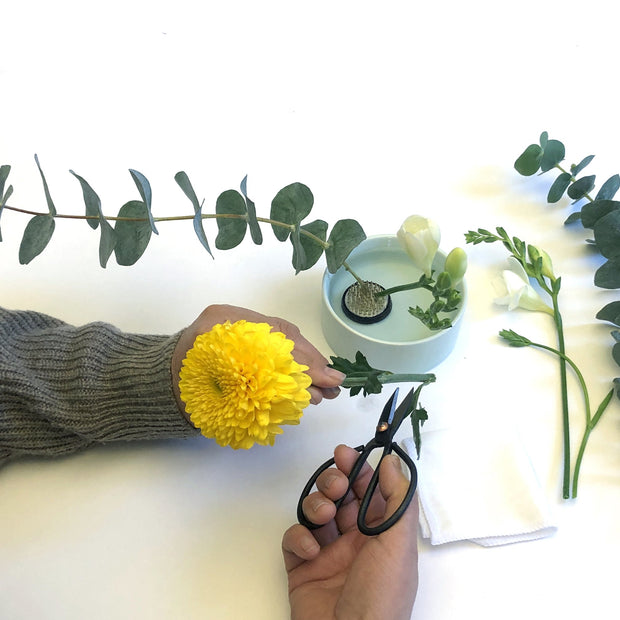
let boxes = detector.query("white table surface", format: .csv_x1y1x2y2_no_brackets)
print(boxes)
1,1,619,618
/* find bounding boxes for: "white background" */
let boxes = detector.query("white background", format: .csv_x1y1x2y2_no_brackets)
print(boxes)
1,1,619,618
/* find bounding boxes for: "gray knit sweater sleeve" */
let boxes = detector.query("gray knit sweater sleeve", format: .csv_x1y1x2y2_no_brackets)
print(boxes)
0,307,200,466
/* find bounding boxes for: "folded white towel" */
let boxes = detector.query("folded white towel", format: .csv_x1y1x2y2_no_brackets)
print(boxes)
402,425,557,546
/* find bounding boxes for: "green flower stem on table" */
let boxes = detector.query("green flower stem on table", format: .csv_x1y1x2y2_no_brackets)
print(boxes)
501,328,614,498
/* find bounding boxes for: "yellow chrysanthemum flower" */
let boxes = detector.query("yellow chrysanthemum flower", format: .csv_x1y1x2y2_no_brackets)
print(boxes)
179,320,312,449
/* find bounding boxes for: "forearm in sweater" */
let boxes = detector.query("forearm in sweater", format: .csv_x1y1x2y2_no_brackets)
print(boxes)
0,307,199,466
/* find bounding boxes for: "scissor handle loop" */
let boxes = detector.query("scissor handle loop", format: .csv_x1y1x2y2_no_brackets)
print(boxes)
297,442,417,536
357,441,417,536
296,444,366,530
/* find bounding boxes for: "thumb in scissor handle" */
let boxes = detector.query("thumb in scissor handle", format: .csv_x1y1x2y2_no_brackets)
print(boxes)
357,442,418,536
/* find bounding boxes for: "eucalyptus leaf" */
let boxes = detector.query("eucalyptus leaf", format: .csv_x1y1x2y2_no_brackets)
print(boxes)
34,155,57,216
270,182,314,241
567,175,596,201
292,219,328,272
593,210,620,259
174,171,201,212
18,215,55,264
581,199,620,228
540,139,565,173
325,219,366,273
539,131,549,148
113,200,153,266
547,172,572,203
240,176,263,245
564,211,582,225
594,258,620,289
129,169,158,235
514,144,543,176
174,171,213,257
98,217,117,268
0,165,10,199
596,174,620,201
596,301,620,325
290,226,306,275
571,155,595,177
70,170,102,230
215,189,247,250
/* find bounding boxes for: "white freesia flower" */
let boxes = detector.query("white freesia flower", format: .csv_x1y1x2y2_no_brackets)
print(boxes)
494,257,554,315
397,215,441,277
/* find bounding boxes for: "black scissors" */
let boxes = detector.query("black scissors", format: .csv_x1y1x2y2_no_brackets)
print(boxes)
297,386,419,536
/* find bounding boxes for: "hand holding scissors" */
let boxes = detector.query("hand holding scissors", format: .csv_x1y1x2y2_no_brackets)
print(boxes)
297,386,420,536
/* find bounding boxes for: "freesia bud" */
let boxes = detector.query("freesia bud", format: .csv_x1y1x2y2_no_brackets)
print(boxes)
493,257,554,315
527,244,555,281
397,215,440,277
444,247,468,285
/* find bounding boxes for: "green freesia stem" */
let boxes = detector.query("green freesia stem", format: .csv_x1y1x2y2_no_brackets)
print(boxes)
509,332,613,498
551,289,572,499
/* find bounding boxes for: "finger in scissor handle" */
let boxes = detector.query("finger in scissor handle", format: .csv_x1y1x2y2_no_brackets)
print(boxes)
332,444,388,535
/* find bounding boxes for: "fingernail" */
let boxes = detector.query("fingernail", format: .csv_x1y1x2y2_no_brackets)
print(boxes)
325,367,346,382
300,535,318,554
323,474,339,490
311,497,330,512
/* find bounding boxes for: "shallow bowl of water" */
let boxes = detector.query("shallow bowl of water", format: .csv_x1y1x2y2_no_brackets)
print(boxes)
321,235,466,374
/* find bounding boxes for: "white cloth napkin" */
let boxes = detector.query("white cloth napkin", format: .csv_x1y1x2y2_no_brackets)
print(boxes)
402,425,557,546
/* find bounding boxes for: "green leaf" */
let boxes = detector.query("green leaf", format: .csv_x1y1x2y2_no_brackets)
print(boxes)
571,155,595,176
18,215,55,264
174,171,213,258
593,210,620,259
240,176,263,245
540,139,565,173
113,200,153,266
547,172,572,203
564,211,582,225
329,351,386,397
596,174,620,200
270,182,314,241
0,165,10,200
539,131,549,148
581,199,620,228
290,226,306,275
325,219,366,273
514,144,543,176
70,170,103,230
292,219,328,272
98,217,117,268
596,301,620,326
34,154,57,216
613,342,620,367
594,258,620,289
129,169,158,235
567,174,595,201
215,189,247,250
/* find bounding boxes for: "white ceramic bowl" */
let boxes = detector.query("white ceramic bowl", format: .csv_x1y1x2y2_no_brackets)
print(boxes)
321,235,466,374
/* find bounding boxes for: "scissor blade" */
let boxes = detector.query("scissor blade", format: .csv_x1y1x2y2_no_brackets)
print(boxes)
378,387,399,429
390,387,418,432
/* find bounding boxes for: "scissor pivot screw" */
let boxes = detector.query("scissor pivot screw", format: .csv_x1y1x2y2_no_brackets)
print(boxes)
377,422,389,432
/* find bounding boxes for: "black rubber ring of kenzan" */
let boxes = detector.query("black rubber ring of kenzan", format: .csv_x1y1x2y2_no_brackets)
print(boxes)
341,283,392,325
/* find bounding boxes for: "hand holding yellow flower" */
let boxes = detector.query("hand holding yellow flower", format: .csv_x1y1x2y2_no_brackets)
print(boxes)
179,320,312,449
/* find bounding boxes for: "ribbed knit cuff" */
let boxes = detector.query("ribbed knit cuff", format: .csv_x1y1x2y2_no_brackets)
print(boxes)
0,308,200,465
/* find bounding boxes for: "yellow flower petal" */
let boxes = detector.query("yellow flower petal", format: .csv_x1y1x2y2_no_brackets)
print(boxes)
178,320,311,449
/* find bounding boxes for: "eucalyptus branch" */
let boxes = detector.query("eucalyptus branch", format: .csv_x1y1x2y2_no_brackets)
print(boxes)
0,157,365,274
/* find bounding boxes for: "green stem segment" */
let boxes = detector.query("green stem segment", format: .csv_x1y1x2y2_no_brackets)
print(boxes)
342,372,435,389
516,334,613,498
551,290,572,499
